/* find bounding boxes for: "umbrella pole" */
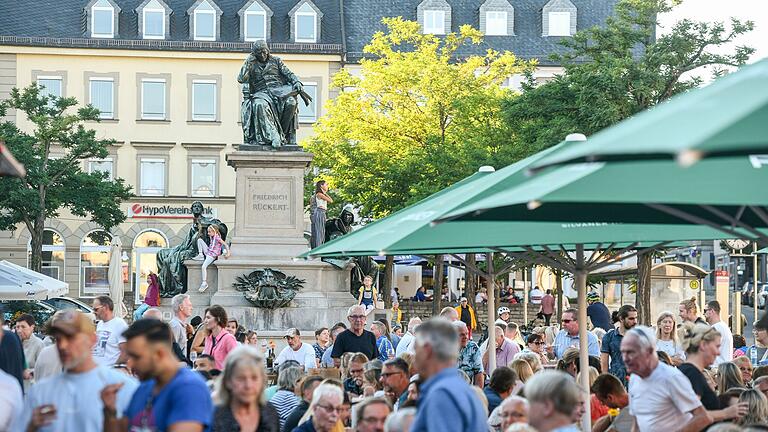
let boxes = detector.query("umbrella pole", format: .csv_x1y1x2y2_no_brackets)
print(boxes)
575,245,591,432
487,252,496,374
523,267,528,327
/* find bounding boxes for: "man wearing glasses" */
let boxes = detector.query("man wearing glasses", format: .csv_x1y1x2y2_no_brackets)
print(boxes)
553,308,600,359
331,305,378,366
380,358,411,410
355,398,392,432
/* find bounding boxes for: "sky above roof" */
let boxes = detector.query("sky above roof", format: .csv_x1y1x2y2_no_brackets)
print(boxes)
658,0,767,80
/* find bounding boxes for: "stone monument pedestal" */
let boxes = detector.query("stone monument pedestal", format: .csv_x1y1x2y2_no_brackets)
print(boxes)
177,150,355,335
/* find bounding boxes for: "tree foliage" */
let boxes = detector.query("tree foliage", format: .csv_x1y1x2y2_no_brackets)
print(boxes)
0,84,132,271
305,18,534,219
504,0,755,153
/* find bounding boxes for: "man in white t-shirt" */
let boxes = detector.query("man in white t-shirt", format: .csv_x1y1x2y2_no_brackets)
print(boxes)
621,326,712,432
169,294,193,358
15,310,137,432
704,300,733,367
530,286,543,305
92,296,129,366
0,327,22,431
275,328,316,371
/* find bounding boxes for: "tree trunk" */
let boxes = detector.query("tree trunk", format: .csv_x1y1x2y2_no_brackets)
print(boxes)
465,254,477,308
383,255,394,309
29,216,45,273
555,268,563,323
636,250,653,326
432,255,444,316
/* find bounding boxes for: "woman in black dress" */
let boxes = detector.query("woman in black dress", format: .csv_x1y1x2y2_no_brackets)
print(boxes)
678,323,748,424
213,346,280,431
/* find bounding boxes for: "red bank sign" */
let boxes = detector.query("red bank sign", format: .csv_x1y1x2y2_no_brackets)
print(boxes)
128,203,217,219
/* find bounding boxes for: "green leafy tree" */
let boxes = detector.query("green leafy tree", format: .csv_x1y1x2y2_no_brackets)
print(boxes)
504,0,755,153
0,84,132,272
305,18,534,219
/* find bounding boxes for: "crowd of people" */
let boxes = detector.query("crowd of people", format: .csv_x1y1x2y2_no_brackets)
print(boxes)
2,290,768,432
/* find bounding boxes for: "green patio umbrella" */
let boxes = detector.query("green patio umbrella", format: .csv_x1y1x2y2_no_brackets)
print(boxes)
439,155,768,243
302,160,748,430
530,58,768,170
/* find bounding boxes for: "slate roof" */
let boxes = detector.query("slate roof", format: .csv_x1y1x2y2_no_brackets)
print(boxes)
0,0,344,53
0,0,629,63
342,0,624,65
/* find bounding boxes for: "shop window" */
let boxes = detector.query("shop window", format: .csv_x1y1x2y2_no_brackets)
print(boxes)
80,230,112,297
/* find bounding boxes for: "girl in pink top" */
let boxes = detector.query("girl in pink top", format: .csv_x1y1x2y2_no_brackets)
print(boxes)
202,305,238,370
194,224,230,292
133,272,160,321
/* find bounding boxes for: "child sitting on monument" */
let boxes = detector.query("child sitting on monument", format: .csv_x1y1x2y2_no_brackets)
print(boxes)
358,275,378,315
194,224,230,292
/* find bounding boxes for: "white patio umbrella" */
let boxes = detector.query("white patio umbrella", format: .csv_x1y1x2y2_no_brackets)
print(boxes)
0,260,68,300
108,236,128,318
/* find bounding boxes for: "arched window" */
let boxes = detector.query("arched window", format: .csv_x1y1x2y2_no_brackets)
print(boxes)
80,230,112,297
132,230,168,304
27,229,65,281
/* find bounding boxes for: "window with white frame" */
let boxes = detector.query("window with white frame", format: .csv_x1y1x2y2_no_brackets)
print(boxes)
37,76,62,99
88,158,114,180
548,11,571,36
191,159,216,197
142,0,166,39
423,10,446,34
192,80,216,121
194,0,216,40
486,11,507,36
91,0,115,38
139,158,166,196
80,231,112,296
141,79,166,120
27,229,65,281
298,83,318,122
295,3,317,42
89,78,114,119
244,2,267,41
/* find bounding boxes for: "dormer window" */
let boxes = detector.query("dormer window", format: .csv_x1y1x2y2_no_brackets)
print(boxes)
194,1,215,40
480,0,514,36
295,3,317,42
245,3,267,41
418,0,451,35
138,0,169,40
88,0,119,38
423,10,445,34
543,0,576,37
188,0,222,41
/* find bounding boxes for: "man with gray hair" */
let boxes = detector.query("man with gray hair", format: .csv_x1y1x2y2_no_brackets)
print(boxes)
331,305,378,366
384,407,416,432
524,371,580,432
169,293,193,358
488,395,529,432
410,319,486,432
439,307,459,321
621,325,712,432
454,320,483,387
395,317,421,357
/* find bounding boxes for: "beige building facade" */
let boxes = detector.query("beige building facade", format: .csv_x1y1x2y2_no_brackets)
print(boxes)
0,45,341,304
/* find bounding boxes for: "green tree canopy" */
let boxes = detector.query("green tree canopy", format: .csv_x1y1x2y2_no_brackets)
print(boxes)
0,84,132,271
305,18,534,219
505,0,755,153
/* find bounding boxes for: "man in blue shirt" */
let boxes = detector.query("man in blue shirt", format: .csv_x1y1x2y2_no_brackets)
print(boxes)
411,319,486,432
553,308,600,359
600,305,638,387
372,321,394,361
586,291,613,331
102,318,212,432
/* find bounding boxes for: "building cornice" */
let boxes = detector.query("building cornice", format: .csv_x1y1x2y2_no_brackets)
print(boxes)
0,35,343,54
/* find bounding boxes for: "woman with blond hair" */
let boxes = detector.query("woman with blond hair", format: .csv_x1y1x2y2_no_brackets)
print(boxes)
508,358,533,383
717,362,745,394
679,323,748,422
514,351,542,374
736,388,768,425
213,346,280,431
656,311,685,365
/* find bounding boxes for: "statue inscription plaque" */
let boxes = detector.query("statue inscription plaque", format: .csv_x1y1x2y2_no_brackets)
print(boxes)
246,177,294,227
